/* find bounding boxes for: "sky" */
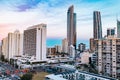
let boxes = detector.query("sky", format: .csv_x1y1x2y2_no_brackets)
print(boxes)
0,0,120,48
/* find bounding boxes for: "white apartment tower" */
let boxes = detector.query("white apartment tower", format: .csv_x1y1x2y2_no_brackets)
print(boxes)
8,30,23,60
1,30,23,60
1,37,8,59
23,23,47,61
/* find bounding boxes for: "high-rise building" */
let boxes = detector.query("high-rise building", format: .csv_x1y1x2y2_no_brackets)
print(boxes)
23,23,46,61
55,45,61,53
96,36,120,78
93,11,102,39
1,30,23,60
19,34,23,56
0,45,1,58
8,30,23,60
62,38,68,53
78,43,86,52
67,5,76,49
8,33,14,60
1,37,8,59
117,20,120,38
107,28,115,37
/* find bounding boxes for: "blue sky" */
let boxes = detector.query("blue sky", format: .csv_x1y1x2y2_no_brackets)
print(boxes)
0,0,120,48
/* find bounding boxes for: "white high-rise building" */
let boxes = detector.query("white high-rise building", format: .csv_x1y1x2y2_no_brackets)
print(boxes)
1,30,23,60
8,30,23,60
62,38,68,53
1,37,8,59
23,23,47,61
8,33,14,60
19,34,23,56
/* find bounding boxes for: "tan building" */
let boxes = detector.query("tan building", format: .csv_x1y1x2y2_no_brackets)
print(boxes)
55,45,61,53
62,38,68,53
80,51,90,64
96,36,120,78
90,38,97,52
67,5,76,50
47,47,56,55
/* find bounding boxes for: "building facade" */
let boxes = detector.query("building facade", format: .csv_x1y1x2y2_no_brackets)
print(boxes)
90,38,98,52
47,47,56,55
55,45,61,53
107,28,115,37
117,20,120,38
1,37,8,59
23,23,47,61
93,11,102,39
69,45,75,58
80,51,90,64
1,30,23,60
62,38,68,53
96,36,120,79
67,5,76,49
78,43,86,52
8,30,23,60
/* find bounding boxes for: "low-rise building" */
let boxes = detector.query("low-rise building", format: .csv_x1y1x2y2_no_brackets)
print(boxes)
80,51,90,64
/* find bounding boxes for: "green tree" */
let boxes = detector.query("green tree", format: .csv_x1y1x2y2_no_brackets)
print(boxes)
21,73,33,80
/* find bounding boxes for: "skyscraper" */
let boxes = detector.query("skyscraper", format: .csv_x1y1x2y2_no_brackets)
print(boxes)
23,23,46,61
93,11,102,39
1,37,8,59
117,20,120,38
67,5,76,49
1,30,23,60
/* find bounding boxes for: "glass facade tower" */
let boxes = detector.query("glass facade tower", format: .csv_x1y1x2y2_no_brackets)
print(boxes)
67,5,76,49
93,11,102,39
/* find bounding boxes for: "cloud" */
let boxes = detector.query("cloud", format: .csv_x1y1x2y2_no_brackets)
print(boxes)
0,0,120,43
0,23,18,40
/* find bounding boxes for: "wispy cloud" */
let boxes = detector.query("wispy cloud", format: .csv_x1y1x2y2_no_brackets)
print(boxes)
0,0,120,43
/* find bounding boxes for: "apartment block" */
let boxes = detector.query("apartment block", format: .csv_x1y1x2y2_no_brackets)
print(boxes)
96,36,120,78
